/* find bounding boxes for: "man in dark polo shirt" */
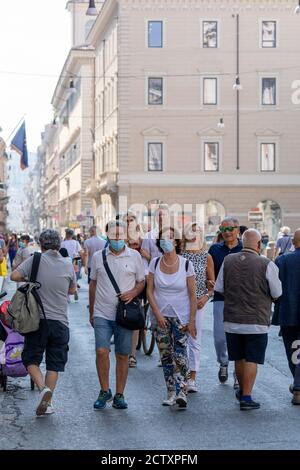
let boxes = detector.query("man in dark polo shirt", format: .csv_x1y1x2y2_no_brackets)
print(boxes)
208,216,243,384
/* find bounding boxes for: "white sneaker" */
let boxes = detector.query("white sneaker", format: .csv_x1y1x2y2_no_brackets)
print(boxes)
45,403,55,415
176,390,187,409
162,391,176,406
36,387,53,417
187,379,198,393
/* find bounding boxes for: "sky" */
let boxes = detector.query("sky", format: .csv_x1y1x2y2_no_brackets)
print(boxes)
0,0,71,152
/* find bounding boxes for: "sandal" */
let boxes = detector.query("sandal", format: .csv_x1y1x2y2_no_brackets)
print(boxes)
128,355,137,368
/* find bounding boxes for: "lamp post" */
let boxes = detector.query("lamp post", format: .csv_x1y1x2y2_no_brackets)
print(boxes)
86,0,98,16
232,14,242,171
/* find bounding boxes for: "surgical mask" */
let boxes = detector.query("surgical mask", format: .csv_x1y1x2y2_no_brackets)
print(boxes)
159,239,174,253
109,239,126,252
19,242,26,249
185,241,201,251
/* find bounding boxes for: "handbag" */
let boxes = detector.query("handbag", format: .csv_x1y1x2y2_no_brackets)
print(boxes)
102,250,145,331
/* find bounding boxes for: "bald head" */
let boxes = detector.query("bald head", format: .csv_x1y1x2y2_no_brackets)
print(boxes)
242,229,262,252
293,229,300,248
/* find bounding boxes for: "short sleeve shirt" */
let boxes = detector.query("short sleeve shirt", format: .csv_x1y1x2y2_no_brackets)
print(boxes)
83,236,106,268
149,256,195,324
90,246,145,321
61,240,82,259
17,250,77,326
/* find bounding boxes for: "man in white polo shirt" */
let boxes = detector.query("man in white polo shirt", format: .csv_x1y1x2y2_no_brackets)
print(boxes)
89,220,145,410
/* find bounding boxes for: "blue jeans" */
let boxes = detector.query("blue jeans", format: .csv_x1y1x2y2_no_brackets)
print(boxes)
213,301,228,366
94,317,133,356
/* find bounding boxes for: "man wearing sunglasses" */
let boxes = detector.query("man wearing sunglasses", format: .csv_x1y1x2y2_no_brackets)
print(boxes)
208,217,243,385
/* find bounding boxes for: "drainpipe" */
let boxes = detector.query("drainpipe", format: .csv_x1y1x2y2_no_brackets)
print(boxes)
236,14,240,170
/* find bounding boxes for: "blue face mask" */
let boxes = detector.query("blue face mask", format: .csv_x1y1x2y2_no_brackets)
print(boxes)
109,239,126,252
19,242,26,249
159,239,174,253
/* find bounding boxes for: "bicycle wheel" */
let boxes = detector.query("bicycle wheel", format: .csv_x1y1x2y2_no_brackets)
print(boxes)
142,303,156,356
2,374,7,392
136,329,142,351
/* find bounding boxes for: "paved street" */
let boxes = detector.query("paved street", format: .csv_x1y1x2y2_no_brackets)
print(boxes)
1,276,300,451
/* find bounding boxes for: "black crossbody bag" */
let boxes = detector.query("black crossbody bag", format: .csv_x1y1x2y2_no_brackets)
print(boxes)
102,250,145,331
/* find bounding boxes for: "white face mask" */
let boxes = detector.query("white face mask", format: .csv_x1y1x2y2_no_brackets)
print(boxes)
185,241,201,251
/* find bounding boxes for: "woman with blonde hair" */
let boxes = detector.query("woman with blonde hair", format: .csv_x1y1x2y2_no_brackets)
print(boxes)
182,222,215,392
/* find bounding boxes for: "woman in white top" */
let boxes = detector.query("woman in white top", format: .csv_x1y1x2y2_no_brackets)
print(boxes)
147,227,197,409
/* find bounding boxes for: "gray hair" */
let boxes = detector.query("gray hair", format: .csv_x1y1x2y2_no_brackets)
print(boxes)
106,220,126,234
242,228,261,248
221,216,240,226
39,230,61,251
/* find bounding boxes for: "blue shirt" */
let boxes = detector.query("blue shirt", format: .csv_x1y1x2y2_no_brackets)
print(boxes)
272,248,300,326
208,240,243,301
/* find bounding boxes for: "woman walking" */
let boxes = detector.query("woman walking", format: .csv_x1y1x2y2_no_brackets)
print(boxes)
182,223,215,392
8,233,18,269
147,227,197,408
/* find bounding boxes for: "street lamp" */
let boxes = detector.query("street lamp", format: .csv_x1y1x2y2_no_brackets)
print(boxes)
233,76,243,91
217,118,225,129
295,0,300,14
69,79,76,94
86,0,98,16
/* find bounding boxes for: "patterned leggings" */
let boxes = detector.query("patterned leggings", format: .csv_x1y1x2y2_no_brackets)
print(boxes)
155,317,189,394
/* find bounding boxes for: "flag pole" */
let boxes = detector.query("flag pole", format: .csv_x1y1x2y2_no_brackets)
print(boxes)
5,114,26,143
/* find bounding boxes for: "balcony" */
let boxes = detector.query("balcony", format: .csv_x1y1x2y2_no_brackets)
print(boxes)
98,171,118,195
86,172,118,198
85,179,99,198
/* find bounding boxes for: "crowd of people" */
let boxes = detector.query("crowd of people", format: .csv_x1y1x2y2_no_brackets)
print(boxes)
1,206,299,417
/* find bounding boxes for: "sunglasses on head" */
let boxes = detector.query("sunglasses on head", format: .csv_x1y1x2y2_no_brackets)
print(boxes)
219,226,237,233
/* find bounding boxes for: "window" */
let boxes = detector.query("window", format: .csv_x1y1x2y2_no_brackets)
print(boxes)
261,143,275,171
148,143,163,171
203,78,217,105
204,143,219,171
148,77,163,105
85,20,95,41
148,21,163,48
203,21,218,48
262,78,276,105
262,21,276,48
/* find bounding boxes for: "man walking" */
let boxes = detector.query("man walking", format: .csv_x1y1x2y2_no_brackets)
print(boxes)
273,228,300,405
12,234,33,269
208,216,243,384
215,229,282,410
10,230,77,416
83,226,106,284
89,220,145,410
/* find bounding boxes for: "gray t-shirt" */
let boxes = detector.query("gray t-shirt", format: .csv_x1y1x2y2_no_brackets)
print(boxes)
17,250,77,327
84,236,106,268
13,246,33,268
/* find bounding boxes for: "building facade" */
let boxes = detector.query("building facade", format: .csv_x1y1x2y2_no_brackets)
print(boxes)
49,1,105,235
0,137,8,232
85,0,300,239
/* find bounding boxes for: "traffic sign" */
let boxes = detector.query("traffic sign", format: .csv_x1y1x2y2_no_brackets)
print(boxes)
248,211,264,223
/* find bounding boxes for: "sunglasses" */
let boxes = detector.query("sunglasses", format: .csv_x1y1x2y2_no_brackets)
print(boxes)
219,226,238,233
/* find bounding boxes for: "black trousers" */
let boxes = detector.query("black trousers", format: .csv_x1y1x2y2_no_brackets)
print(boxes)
281,326,300,390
